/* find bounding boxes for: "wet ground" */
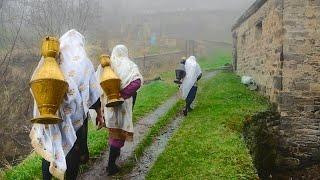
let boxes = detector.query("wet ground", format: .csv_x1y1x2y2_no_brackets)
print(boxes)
79,70,219,180
124,116,184,180
123,70,220,180
79,95,179,180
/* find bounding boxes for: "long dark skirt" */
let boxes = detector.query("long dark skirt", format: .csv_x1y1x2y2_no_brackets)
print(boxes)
132,91,137,109
42,118,89,180
186,86,198,110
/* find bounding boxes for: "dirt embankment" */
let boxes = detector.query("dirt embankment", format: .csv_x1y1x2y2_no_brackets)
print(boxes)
0,54,38,168
243,108,320,179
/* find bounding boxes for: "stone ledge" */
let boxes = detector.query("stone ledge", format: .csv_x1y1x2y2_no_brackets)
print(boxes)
232,0,267,31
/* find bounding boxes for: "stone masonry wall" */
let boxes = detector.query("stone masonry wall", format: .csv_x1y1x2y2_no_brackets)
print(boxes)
233,0,320,172
232,0,284,103
275,0,320,169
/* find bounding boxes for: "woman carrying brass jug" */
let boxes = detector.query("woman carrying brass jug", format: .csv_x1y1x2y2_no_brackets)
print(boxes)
96,45,143,176
180,56,202,116
29,29,103,180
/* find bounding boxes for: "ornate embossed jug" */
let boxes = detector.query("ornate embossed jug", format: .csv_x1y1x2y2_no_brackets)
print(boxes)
30,36,68,124
99,54,124,107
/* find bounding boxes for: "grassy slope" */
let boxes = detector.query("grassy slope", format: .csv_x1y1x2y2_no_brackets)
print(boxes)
147,72,269,180
120,52,234,174
133,81,177,122
198,51,232,71
1,81,176,180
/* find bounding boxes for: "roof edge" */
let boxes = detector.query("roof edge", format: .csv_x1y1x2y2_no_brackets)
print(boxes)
232,0,267,31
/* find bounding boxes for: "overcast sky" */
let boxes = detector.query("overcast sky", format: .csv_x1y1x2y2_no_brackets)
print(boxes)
109,0,256,13
100,0,257,42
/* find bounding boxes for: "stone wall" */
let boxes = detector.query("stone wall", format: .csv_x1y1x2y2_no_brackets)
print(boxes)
233,0,320,173
232,0,284,102
276,0,320,169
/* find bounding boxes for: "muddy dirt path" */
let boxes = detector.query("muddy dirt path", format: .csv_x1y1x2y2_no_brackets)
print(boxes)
79,70,220,180
123,71,219,180
79,95,179,180
124,116,184,180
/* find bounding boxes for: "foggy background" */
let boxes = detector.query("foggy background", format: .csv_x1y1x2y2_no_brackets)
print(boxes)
95,0,256,43
0,0,255,168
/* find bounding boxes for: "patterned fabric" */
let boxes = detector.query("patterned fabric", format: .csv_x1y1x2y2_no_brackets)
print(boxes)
41,118,89,180
29,29,102,180
96,45,143,142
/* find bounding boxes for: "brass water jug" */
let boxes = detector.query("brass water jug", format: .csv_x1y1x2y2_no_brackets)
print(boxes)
30,36,68,124
99,54,124,107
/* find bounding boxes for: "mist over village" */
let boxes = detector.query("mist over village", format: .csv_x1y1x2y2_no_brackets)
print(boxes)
0,0,319,179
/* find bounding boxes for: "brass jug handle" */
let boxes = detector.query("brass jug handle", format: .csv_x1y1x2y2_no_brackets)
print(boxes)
100,54,111,68
41,36,60,58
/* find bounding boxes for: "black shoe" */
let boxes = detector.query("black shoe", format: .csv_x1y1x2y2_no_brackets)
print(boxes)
188,107,193,112
183,109,188,116
106,164,120,176
107,146,121,176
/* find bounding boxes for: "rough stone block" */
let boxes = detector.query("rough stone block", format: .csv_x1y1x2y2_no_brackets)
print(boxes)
277,157,300,169
283,53,306,63
315,111,320,119
295,82,311,91
311,84,320,92
278,93,294,107
273,76,283,90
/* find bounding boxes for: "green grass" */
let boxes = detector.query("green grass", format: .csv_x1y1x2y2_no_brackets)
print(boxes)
119,100,184,176
2,122,108,180
198,50,232,71
1,51,233,180
160,49,232,84
147,72,269,180
133,81,177,122
148,45,161,54
121,52,232,175
1,80,177,180
160,71,175,84
87,123,109,158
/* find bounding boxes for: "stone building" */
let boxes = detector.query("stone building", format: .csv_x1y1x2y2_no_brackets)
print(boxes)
232,0,320,174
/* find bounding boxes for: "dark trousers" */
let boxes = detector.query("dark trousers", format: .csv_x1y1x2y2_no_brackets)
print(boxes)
186,86,198,110
132,91,137,109
42,118,89,180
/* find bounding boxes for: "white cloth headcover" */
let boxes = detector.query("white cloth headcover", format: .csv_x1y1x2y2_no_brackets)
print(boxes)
110,44,143,88
180,56,202,99
29,29,101,180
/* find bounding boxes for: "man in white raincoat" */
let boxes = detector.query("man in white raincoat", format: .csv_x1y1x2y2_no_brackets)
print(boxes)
180,56,202,116
30,29,103,180
96,45,143,175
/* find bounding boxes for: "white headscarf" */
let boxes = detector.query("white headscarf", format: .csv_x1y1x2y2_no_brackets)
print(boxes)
180,56,202,99
29,29,101,180
96,45,143,139
110,44,143,88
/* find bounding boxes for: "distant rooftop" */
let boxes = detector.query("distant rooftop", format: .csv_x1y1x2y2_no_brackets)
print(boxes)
232,0,267,31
